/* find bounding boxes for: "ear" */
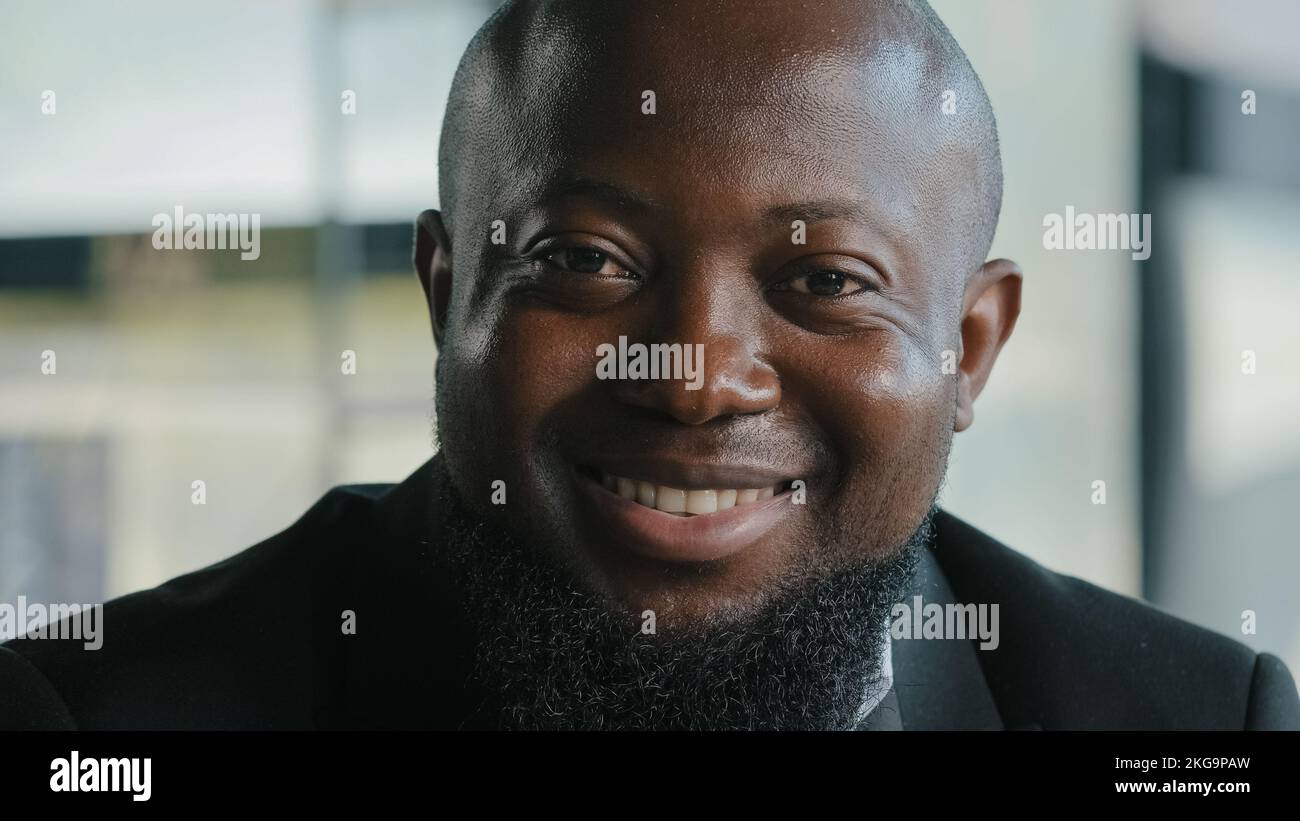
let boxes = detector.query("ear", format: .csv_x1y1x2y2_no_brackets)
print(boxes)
954,258,1022,432
414,209,452,349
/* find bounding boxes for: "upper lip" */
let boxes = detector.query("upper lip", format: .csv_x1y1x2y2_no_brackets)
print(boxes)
580,454,806,490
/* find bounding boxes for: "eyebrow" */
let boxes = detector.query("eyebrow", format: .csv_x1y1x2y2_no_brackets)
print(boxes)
540,176,874,227
762,198,872,225
539,176,663,212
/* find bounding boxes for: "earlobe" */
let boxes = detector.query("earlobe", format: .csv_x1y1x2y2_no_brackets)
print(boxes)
953,258,1022,433
414,209,453,348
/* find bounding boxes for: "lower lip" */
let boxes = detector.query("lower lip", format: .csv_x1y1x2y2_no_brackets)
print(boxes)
572,469,795,563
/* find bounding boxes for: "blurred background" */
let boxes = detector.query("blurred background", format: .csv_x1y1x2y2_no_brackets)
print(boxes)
1,0,1297,675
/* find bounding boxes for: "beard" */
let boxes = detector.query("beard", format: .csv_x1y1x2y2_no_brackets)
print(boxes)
428,457,932,730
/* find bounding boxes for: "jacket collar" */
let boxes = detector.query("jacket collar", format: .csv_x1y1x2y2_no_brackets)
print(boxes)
889,541,1005,730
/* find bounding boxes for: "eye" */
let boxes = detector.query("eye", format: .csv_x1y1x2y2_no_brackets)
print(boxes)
544,247,631,277
780,269,869,297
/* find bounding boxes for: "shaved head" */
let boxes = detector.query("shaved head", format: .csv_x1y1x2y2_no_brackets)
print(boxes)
438,0,1002,280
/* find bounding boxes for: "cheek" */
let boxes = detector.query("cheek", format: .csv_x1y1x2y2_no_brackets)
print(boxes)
441,304,604,495
492,310,599,427
797,334,953,551
802,332,951,459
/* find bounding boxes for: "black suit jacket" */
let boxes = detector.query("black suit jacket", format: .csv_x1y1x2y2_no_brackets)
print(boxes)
3,456,1298,730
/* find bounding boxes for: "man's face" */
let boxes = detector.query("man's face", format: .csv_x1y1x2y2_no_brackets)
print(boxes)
431,3,983,630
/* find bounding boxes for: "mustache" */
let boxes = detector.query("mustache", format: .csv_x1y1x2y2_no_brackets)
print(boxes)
548,410,835,474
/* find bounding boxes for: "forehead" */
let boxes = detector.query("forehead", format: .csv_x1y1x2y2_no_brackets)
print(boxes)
466,2,979,274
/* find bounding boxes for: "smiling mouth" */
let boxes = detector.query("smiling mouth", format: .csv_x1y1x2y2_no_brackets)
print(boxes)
572,463,800,563
578,466,793,516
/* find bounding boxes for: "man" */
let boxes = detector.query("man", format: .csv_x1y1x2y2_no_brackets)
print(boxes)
3,0,1297,730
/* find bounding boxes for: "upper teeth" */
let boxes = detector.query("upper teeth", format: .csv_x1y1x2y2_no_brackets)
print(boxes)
600,471,778,515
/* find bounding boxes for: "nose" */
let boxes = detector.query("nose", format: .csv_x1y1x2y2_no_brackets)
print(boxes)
607,274,780,425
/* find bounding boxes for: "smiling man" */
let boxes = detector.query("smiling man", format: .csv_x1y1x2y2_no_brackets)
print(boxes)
3,0,1297,731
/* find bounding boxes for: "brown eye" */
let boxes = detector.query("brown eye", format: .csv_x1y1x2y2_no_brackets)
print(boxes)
546,247,624,276
785,270,866,297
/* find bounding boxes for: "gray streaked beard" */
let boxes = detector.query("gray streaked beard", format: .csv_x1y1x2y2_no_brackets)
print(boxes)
432,473,930,730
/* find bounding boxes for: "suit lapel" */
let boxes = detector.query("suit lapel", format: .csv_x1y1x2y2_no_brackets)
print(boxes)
890,545,1004,730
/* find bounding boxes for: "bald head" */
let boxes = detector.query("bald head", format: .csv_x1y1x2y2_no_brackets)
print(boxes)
438,0,1002,273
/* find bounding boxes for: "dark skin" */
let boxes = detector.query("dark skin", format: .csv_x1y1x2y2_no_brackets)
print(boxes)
416,0,1020,628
